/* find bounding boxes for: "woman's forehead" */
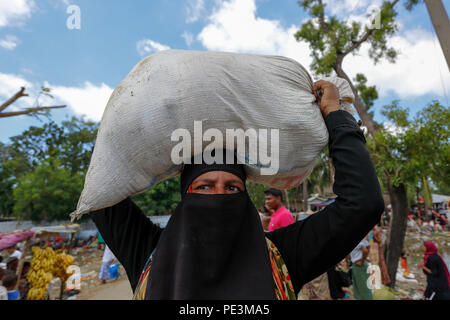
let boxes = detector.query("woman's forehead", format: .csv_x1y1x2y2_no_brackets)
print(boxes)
192,170,244,183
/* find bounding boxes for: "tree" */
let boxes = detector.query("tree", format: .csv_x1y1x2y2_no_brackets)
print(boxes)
0,142,15,217
12,158,85,222
295,0,422,287
0,87,66,118
367,101,449,284
0,117,98,220
131,176,182,216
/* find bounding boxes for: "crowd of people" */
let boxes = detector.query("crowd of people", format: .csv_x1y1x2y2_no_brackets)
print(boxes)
257,188,450,300
0,234,103,300
0,246,30,300
405,206,448,233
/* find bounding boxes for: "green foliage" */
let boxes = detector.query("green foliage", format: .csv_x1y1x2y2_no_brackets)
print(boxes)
8,117,98,175
354,74,378,116
295,0,419,76
131,176,182,216
0,117,98,220
246,181,271,210
12,158,84,222
367,101,450,192
307,148,331,195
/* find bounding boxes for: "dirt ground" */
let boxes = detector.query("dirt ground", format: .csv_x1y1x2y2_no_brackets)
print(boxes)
44,227,448,300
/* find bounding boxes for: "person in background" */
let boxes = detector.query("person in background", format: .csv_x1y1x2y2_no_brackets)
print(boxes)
6,256,18,272
350,236,373,300
99,245,117,284
0,255,5,270
0,268,8,300
298,271,331,300
259,205,272,231
327,258,352,300
368,225,390,286
97,231,105,250
3,271,19,300
90,80,385,300
6,246,22,260
419,241,450,300
18,261,31,300
264,188,294,231
400,251,415,280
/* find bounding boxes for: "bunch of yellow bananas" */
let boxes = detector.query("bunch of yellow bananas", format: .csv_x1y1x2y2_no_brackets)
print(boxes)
27,246,76,300
27,247,56,300
52,252,75,282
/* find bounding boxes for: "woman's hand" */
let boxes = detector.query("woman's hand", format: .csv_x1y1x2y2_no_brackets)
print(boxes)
418,264,432,274
313,80,341,118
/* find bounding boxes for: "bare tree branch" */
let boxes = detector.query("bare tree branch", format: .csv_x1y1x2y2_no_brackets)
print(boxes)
339,0,400,58
0,87,29,113
0,87,67,119
0,105,66,118
341,29,375,58
317,0,330,32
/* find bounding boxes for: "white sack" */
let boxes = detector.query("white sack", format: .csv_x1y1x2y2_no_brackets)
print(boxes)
71,50,354,220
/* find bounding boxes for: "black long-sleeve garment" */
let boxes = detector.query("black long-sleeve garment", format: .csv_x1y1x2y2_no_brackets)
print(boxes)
424,254,450,300
90,110,385,294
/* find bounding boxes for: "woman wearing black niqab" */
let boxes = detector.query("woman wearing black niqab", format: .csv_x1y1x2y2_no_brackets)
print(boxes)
90,80,385,300
143,151,276,299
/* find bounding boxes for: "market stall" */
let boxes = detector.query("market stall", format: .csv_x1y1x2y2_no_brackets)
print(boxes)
28,224,80,299
0,224,80,300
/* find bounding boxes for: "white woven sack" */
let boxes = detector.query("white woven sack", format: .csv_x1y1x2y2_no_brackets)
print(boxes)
70,50,354,220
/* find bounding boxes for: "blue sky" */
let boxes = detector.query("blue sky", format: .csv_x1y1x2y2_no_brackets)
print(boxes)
0,0,448,142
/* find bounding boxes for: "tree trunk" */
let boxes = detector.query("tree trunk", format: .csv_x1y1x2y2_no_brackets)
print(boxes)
284,190,291,210
333,60,380,136
424,0,450,71
422,175,432,211
302,181,308,212
385,182,409,288
334,59,408,289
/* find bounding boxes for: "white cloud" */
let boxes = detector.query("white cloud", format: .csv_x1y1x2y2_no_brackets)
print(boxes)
48,82,113,121
0,0,34,28
0,73,113,120
185,0,206,23
324,0,382,18
0,73,35,110
136,39,170,57
181,30,195,47
197,0,312,67
197,0,449,100
343,29,450,98
0,35,20,50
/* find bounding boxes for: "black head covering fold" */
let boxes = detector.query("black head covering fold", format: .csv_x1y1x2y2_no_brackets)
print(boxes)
145,149,275,300
180,149,247,194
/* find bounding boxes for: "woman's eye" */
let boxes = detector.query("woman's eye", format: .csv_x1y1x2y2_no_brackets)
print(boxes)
227,186,240,192
198,185,211,190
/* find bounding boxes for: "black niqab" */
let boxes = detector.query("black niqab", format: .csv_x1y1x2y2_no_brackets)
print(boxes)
145,153,275,299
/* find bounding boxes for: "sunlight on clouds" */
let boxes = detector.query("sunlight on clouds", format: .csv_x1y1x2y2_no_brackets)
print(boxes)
344,29,450,98
185,0,206,23
48,82,113,122
0,73,33,105
197,0,449,99
0,35,20,50
181,31,195,47
136,39,171,57
0,0,34,28
198,0,312,66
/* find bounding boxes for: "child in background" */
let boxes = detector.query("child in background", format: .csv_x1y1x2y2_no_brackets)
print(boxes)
401,252,413,278
3,271,19,300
